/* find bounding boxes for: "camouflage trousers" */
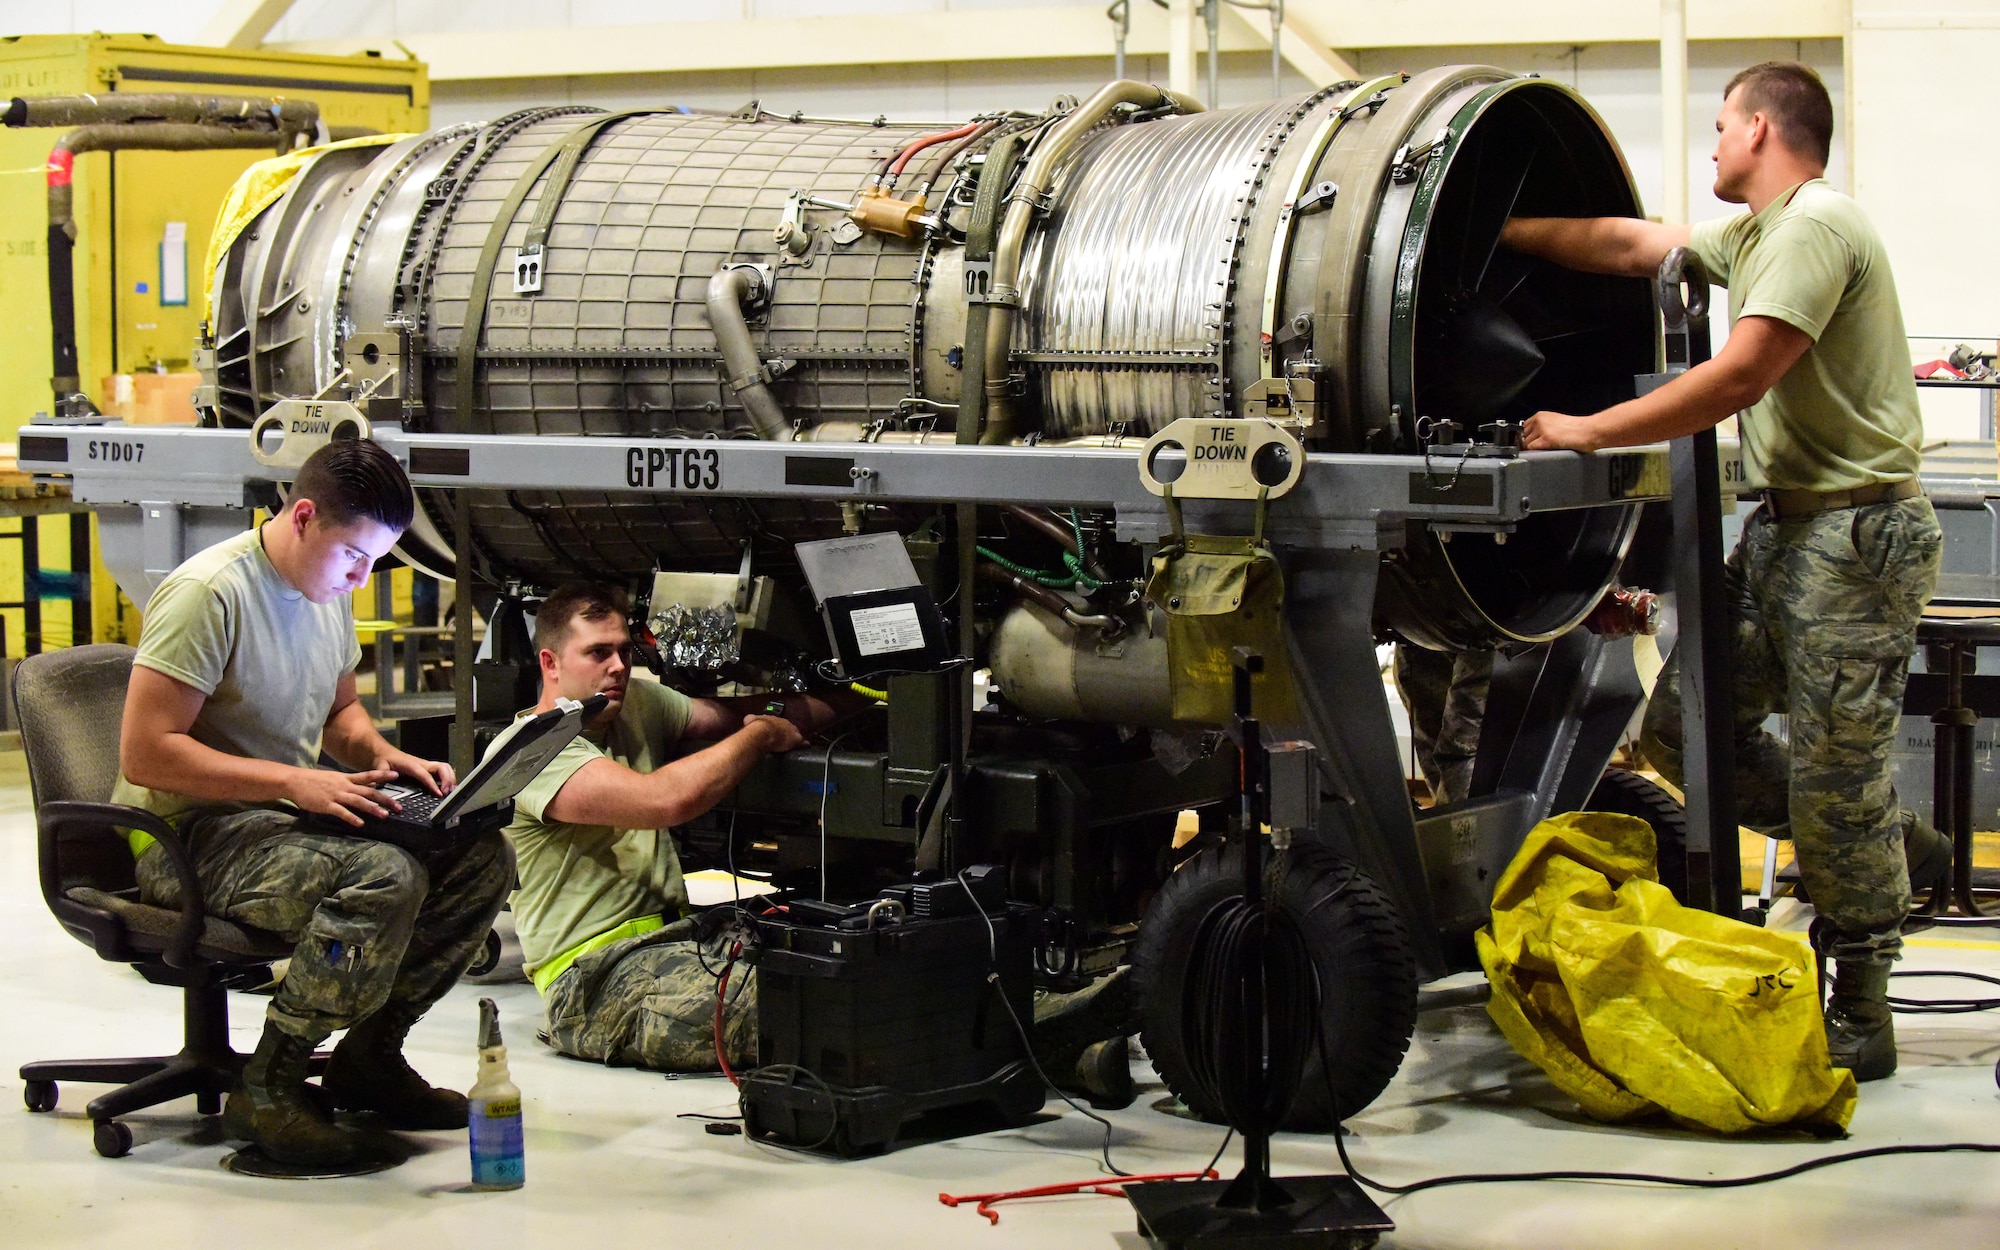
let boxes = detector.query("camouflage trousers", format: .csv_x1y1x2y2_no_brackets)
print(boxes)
542,917,757,1072
135,808,514,1042
1394,642,1495,806
1642,497,1942,965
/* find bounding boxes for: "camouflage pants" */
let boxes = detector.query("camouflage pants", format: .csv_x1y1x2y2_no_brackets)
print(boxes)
542,917,756,1072
1394,642,1494,806
135,808,514,1042
1642,497,1942,965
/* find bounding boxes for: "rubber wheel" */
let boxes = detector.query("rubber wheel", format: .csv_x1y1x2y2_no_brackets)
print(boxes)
23,1080,56,1113
93,1119,133,1159
1586,768,1689,901
466,929,503,978
1131,842,1418,1132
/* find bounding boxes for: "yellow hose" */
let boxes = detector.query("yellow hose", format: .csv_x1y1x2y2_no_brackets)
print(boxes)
850,681,888,702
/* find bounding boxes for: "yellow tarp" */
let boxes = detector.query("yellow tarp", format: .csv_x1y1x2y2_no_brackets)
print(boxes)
1476,811,1856,1135
203,133,411,316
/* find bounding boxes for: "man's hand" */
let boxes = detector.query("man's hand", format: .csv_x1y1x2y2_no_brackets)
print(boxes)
746,714,806,754
288,765,400,826
374,747,456,795
1522,411,1602,452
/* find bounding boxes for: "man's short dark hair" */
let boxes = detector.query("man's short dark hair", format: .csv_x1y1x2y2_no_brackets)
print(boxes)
1725,61,1833,167
291,438,414,532
534,582,631,654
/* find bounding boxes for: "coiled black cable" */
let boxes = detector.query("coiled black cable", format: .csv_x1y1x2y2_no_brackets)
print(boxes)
1176,892,1319,1135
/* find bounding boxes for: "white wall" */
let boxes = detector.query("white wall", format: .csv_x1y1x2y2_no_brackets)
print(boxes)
1850,1,2000,438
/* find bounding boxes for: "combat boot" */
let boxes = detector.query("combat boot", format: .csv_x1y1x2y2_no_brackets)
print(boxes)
225,1021,377,1167
1904,815,1952,900
1824,961,1897,1082
1070,1037,1136,1110
323,1002,469,1130
1033,970,1137,1110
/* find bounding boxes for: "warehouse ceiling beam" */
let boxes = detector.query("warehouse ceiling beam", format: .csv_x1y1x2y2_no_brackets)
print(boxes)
199,0,298,51
263,1,1845,83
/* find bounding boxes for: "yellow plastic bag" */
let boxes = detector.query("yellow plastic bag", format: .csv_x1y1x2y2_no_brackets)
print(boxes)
1475,811,1856,1134
204,133,411,315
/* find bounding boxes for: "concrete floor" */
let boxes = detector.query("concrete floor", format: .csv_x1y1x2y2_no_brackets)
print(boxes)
6,747,2000,1249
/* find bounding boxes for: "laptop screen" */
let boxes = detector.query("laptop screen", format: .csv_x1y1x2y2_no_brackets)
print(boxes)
428,694,606,823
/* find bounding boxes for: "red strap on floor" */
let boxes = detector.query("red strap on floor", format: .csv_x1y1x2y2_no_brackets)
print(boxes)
939,1170,1218,1225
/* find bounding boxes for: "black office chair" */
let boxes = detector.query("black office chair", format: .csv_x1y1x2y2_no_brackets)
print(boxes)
15,643,302,1158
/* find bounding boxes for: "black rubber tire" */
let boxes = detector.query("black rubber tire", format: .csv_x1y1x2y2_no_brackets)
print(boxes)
1587,768,1690,902
1131,842,1419,1132
466,928,503,978
93,1119,133,1159
23,1080,56,1113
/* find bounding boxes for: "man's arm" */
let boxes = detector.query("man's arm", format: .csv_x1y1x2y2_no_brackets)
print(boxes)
681,687,869,742
543,716,805,829
119,665,400,826
1521,315,1814,452
1500,216,1692,278
320,670,456,794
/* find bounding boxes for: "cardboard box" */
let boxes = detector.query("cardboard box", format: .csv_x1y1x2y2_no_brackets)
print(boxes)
101,372,201,425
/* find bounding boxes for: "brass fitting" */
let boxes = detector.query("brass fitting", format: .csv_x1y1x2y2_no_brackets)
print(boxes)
849,186,927,239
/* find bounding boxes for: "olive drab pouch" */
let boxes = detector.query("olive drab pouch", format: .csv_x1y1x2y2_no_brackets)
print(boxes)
1143,485,1298,725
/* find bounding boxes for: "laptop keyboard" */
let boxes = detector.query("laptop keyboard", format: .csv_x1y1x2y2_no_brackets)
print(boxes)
392,787,445,823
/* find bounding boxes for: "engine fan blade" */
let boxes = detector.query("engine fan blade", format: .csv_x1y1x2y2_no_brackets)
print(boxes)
1461,142,1537,296
1422,293,1547,425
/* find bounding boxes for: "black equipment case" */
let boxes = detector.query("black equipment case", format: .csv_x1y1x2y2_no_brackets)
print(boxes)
740,878,1045,1155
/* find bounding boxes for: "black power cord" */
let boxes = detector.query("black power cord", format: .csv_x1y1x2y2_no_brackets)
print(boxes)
960,869,1132,1177
1320,970,2000,1196
1890,969,2000,1014
958,868,1232,1180
1331,1129,2000,1197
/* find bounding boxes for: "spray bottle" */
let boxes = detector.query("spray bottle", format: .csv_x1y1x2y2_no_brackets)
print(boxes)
468,996,524,1190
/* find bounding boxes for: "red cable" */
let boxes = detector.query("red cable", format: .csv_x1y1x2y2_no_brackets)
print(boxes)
888,123,980,177
715,939,742,1086
939,1169,1219,1225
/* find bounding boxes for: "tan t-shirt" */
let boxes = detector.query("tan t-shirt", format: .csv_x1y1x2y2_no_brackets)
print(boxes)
112,525,361,820
1688,179,1924,492
500,677,695,982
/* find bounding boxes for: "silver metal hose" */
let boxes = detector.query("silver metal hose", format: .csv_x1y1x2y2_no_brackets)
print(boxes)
704,265,793,441
982,79,1201,444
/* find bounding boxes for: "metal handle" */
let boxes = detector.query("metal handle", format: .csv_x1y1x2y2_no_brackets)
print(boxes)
1656,246,1711,329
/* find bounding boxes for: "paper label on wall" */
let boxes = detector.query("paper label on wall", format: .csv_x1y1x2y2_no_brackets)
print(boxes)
159,222,188,307
850,602,925,657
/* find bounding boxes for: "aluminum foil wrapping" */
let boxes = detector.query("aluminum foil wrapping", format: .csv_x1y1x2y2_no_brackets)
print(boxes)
649,603,741,670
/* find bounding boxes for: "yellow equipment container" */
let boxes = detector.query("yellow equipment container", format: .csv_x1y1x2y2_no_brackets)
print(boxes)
0,33,426,653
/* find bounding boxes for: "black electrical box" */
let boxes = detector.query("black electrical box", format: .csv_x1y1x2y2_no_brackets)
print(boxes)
740,882,1044,1155
819,584,951,679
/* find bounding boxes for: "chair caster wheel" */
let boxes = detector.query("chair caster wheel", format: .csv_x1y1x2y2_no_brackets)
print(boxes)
93,1119,133,1158
467,928,503,978
23,1080,57,1113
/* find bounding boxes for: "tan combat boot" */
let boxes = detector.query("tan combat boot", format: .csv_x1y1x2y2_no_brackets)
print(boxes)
225,1022,377,1167
1824,961,1897,1082
323,1002,469,1130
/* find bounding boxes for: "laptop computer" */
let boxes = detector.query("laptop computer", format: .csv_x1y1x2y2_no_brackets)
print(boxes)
313,693,607,852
